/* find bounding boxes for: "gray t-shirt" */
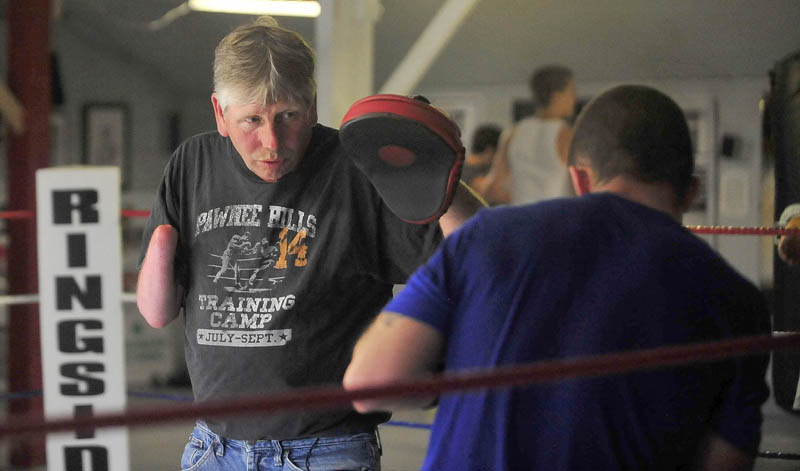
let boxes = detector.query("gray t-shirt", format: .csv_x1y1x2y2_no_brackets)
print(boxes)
139,124,442,439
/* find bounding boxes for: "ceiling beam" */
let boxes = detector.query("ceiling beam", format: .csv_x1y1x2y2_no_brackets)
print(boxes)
379,0,480,95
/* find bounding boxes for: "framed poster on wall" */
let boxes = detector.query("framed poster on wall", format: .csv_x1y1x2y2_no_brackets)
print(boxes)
82,102,130,189
421,92,481,153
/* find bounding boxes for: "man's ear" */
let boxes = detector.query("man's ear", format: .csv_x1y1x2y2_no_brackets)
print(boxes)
569,165,591,196
211,93,229,137
678,175,700,214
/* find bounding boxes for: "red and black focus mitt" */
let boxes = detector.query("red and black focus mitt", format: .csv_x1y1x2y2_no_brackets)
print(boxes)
340,94,465,224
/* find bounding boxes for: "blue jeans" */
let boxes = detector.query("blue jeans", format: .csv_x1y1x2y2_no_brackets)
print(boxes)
180,422,381,471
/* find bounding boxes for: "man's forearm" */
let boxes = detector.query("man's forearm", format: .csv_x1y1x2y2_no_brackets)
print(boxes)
439,180,487,237
344,312,443,412
137,224,182,328
694,432,754,471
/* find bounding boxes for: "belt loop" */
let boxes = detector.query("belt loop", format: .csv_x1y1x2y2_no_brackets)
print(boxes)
305,437,320,471
215,437,225,457
375,428,383,456
272,440,283,466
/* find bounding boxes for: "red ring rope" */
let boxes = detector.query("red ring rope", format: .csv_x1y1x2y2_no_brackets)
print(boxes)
686,225,800,236
120,209,150,218
0,210,799,236
0,207,794,435
0,210,150,219
0,210,34,219
1,332,798,439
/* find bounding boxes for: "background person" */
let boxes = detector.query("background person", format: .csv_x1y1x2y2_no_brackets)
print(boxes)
460,124,501,196
482,65,577,205
344,85,770,471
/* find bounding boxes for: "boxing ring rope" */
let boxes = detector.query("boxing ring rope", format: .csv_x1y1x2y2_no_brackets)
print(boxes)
1,331,799,438
6,208,800,233
0,210,35,220
0,210,794,306
2,209,800,462
0,293,136,306
686,225,800,236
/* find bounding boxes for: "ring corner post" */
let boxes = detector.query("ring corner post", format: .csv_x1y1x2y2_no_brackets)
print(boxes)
6,0,51,466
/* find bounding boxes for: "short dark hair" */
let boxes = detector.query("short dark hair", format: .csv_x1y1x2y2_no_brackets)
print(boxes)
529,65,573,107
568,85,694,203
471,124,502,154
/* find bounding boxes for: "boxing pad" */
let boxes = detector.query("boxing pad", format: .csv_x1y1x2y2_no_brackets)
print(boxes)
340,94,465,224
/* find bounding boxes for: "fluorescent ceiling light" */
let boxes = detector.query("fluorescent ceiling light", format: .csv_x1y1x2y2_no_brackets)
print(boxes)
187,0,321,17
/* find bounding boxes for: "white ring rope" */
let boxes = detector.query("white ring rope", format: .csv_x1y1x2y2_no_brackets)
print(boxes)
0,292,137,306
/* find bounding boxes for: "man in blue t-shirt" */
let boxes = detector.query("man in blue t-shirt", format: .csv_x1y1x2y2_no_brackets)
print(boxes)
344,85,770,471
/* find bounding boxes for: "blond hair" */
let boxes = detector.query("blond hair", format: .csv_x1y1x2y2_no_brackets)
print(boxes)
214,16,316,112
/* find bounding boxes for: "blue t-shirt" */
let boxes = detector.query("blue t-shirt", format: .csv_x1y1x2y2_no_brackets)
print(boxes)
386,193,770,471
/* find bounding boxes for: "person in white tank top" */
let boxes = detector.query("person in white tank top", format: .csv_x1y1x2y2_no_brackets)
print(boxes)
481,66,577,205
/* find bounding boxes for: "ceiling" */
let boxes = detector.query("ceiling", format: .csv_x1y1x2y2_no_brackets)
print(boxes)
51,0,800,99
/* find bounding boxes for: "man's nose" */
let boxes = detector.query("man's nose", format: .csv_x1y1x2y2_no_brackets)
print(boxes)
258,123,279,151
